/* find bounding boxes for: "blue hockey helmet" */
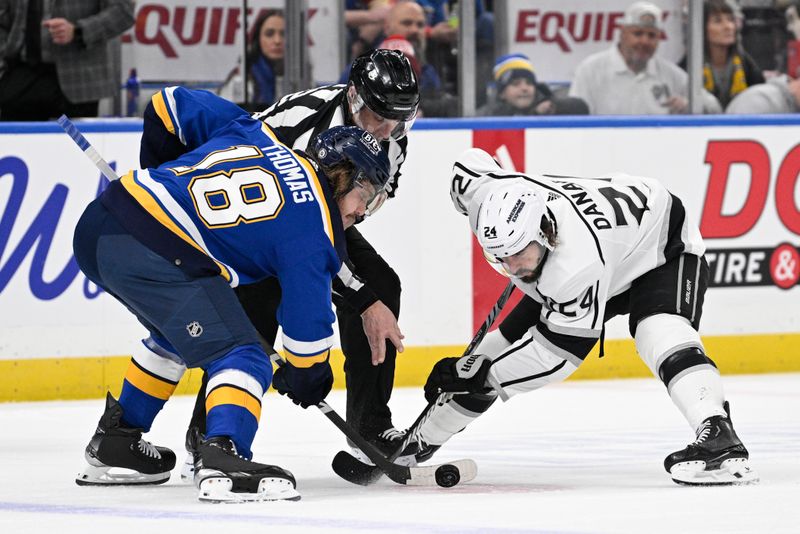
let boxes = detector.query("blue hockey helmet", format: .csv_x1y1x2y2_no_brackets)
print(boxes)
311,126,391,214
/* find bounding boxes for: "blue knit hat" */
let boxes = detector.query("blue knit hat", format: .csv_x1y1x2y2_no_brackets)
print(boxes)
493,53,536,93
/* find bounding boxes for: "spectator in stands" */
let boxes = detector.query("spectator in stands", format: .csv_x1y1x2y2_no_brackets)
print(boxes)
679,0,764,109
569,1,721,115
416,0,494,44
247,10,285,108
345,0,391,61
0,0,134,121
374,34,423,80
385,1,428,58
478,54,589,116
340,2,434,86
726,74,800,113
416,0,457,44
416,0,496,108
388,0,458,116
339,0,458,117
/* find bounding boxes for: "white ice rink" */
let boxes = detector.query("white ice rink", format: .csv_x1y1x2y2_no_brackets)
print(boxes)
1,374,798,534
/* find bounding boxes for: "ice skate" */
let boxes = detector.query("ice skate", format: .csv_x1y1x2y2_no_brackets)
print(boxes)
194,436,300,503
180,425,202,483
665,402,759,486
348,427,418,466
76,393,176,486
409,439,440,465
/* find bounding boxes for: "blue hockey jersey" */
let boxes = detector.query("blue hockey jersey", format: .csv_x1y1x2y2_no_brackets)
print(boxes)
103,86,345,365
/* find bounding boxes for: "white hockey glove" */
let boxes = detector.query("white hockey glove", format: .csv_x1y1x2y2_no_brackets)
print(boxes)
424,354,492,403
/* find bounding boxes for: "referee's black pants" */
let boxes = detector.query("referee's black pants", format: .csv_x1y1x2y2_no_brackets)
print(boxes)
336,226,401,436
188,226,401,440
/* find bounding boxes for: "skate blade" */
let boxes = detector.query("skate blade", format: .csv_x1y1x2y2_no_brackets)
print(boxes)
180,453,195,483
350,447,418,467
670,457,760,486
76,464,170,486
197,476,301,503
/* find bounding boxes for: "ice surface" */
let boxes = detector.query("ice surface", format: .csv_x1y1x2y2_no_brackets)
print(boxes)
1,374,798,534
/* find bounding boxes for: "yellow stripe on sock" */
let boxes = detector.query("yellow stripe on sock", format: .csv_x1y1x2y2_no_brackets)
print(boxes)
206,385,261,421
124,359,177,400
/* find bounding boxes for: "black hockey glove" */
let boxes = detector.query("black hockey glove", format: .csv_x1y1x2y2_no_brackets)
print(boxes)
272,358,333,409
424,354,493,403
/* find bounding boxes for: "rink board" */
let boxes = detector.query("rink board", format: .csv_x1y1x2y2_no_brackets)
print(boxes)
1,116,798,401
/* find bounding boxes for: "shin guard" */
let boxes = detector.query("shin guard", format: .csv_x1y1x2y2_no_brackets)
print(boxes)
118,336,186,431
204,344,271,459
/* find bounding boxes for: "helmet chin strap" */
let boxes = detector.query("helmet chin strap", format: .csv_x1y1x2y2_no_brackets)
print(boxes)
347,85,366,129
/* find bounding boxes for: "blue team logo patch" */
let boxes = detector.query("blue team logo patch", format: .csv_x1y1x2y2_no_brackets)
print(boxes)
186,321,203,337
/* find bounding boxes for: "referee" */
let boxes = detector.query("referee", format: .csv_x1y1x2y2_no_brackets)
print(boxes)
139,49,421,470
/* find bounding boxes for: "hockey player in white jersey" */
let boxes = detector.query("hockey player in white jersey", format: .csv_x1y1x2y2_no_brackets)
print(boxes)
411,148,758,486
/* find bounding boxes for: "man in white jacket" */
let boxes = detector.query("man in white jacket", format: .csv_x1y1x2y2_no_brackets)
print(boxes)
569,1,721,114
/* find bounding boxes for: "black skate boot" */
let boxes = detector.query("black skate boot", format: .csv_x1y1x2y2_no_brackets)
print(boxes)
76,393,176,486
194,436,300,502
348,427,418,466
409,439,441,465
664,402,759,486
180,425,203,483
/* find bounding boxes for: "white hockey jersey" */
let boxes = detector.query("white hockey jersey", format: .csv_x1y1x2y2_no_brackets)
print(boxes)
453,149,705,396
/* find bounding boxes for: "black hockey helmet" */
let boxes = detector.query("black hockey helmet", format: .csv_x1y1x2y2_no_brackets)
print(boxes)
348,49,420,123
311,126,391,214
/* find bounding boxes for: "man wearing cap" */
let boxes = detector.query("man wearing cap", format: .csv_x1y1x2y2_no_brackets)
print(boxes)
569,1,721,114
478,53,588,116
402,148,758,487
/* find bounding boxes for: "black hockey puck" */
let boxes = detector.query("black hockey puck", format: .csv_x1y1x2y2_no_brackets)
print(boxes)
434,464,461,488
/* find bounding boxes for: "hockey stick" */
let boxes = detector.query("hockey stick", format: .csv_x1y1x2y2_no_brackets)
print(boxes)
57,115,119,181
332,280,517,486
58,117,473,487
264,341,476,487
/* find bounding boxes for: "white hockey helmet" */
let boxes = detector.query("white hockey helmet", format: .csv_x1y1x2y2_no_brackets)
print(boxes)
450,148,502,215
471,181,554,260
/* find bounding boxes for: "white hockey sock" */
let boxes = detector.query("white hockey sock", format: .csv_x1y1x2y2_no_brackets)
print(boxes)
635,314,727,432
669,369,727,432
418,394,495,445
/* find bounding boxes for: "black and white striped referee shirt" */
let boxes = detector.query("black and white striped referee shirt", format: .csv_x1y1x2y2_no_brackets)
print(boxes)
254,84,409,313
253,84,408,198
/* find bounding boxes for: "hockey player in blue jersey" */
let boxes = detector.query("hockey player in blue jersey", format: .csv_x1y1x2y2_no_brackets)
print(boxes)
72,86,391,502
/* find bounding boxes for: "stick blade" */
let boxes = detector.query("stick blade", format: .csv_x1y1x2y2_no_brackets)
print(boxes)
332,450,384,486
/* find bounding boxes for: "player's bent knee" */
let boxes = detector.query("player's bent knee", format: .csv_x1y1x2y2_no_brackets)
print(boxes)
634,313,705,376
452,391,497,414
135,336,186,380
